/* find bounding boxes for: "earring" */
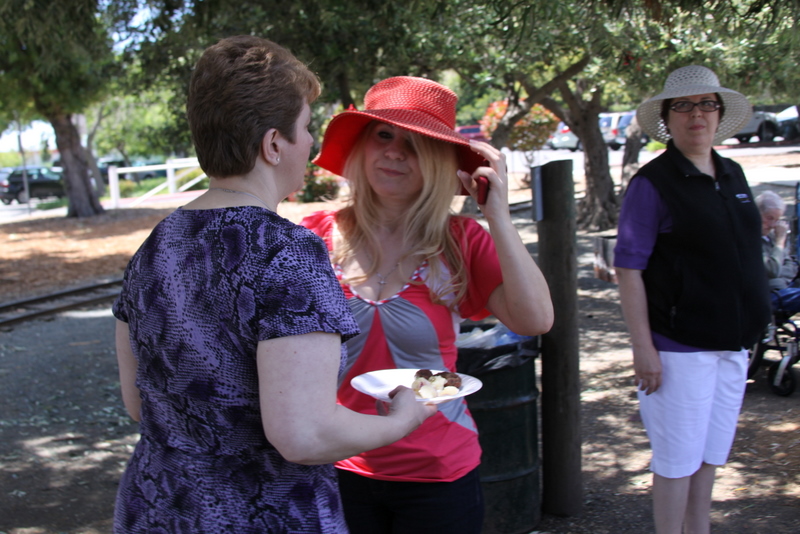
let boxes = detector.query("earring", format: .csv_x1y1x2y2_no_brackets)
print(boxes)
276,158,280,164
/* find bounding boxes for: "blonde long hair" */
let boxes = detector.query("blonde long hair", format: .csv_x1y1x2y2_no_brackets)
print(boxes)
333,122,469,307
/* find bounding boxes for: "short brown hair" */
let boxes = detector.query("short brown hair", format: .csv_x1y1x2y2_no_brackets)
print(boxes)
187,36,320,177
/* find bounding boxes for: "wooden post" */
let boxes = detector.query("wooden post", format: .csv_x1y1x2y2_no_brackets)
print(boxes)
536,159,583,516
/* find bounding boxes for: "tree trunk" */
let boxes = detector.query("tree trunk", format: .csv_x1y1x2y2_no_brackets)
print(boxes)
85,108,109,197
48,113,104,218
337,71,354,109
620,115,644,195
555,81,618,231
488,93,528,150
577,133,618,230
86,148,106,197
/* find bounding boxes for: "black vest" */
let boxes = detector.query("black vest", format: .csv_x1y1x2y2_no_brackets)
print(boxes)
636,141,771,350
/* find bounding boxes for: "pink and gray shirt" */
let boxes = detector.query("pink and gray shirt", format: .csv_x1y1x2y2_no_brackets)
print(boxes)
302,211,503,483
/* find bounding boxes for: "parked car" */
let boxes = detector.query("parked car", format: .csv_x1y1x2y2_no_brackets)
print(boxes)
600,111,640,150
547,113,646,152
127,160,168,182
777,105,799,141
612,111,650,148
97,159,127,183
456,124,490,142
0,168,11,198
732,109,780,143
0,166,65,205
547,122,581,151
599,113,620,150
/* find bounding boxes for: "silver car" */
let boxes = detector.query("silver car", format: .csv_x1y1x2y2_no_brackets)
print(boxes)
547,122,581,151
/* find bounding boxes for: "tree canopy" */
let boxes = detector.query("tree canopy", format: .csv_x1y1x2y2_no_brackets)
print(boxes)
0,0,127,216
0,0,796,223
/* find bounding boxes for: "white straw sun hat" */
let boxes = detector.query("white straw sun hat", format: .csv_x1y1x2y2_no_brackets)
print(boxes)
636,65,752,145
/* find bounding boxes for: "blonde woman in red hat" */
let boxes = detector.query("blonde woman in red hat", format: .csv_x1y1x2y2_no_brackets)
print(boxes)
614,65,770,533
301,76,554,533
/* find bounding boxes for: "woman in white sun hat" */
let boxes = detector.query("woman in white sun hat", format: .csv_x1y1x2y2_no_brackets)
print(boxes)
614,65,771,533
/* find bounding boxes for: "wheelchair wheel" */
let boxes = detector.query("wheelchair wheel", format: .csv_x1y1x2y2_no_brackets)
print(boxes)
767,361,796,396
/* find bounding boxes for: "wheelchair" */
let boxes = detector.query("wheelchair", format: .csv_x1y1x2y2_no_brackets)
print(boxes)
747,182,800,395
748,309,799,396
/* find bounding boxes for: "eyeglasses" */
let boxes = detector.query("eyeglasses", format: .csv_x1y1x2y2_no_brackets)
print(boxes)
669,100,722,113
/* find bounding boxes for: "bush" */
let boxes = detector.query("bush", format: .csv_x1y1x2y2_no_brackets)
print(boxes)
176,167,208,191
36,198,68,210
298,166,340,202
118,180,137,198
480,100,558,152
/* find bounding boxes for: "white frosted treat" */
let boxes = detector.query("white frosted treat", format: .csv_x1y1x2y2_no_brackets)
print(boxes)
441,386,459,396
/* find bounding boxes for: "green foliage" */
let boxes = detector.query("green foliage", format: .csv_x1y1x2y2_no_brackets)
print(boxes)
36,198,69,210
0,0,795,219
40,137,51,163
126,0,451,108
299,166,340,203
112,176,164,198
646,140,666,152
0,0,120,118
118,179,138,198
176,168,208,191
0,152,22,167
442,71,506,126
0,0,137,217
91,87,181,161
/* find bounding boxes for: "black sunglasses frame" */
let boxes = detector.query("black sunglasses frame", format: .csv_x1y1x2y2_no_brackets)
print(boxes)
669,101,722,113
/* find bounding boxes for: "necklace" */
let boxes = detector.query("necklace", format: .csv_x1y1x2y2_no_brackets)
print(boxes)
375,262,401,287
208,187,271,210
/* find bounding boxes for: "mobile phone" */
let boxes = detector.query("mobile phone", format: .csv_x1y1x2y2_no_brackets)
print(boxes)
476,176,489,204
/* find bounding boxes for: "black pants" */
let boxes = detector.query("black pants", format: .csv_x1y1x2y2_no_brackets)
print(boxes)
337,468,484,534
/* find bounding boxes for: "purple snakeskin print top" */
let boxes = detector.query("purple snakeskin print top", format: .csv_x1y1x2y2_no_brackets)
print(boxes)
112,206,359,533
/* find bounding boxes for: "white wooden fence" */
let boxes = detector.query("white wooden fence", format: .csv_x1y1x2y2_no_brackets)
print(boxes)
106,157,206,209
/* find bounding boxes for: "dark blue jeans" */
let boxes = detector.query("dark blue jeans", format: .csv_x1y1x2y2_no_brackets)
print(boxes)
336,467,484,534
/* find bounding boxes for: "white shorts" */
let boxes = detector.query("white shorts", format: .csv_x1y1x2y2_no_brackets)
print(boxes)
637,349,747,479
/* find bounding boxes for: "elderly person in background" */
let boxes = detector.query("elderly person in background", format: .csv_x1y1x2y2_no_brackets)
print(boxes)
614,65,770,534
112,37,435,533
756,190,800,312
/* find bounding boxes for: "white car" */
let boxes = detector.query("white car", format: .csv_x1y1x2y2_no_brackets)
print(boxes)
732,109,780,143
547,122,581,151
599,112,626,150
776,105,799,141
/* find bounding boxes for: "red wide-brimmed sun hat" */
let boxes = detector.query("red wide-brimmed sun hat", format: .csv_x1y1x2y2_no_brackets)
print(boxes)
312,76,486,177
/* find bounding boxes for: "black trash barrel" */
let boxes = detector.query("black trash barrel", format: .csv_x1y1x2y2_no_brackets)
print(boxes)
458,329,541,534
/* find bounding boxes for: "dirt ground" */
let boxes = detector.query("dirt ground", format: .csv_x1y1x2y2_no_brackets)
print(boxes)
1,152,799,533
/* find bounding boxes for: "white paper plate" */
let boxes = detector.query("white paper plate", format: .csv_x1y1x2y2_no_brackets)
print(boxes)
350,368,482,404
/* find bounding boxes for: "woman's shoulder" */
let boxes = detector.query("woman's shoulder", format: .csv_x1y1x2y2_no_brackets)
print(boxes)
299,209,337,236
449,214,482,228
712,150,745,176
448,215,489,238
637,148,674,176
186,207,327,250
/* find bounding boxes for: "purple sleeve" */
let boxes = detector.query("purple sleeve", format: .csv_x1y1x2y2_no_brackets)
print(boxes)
613,176,672,270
